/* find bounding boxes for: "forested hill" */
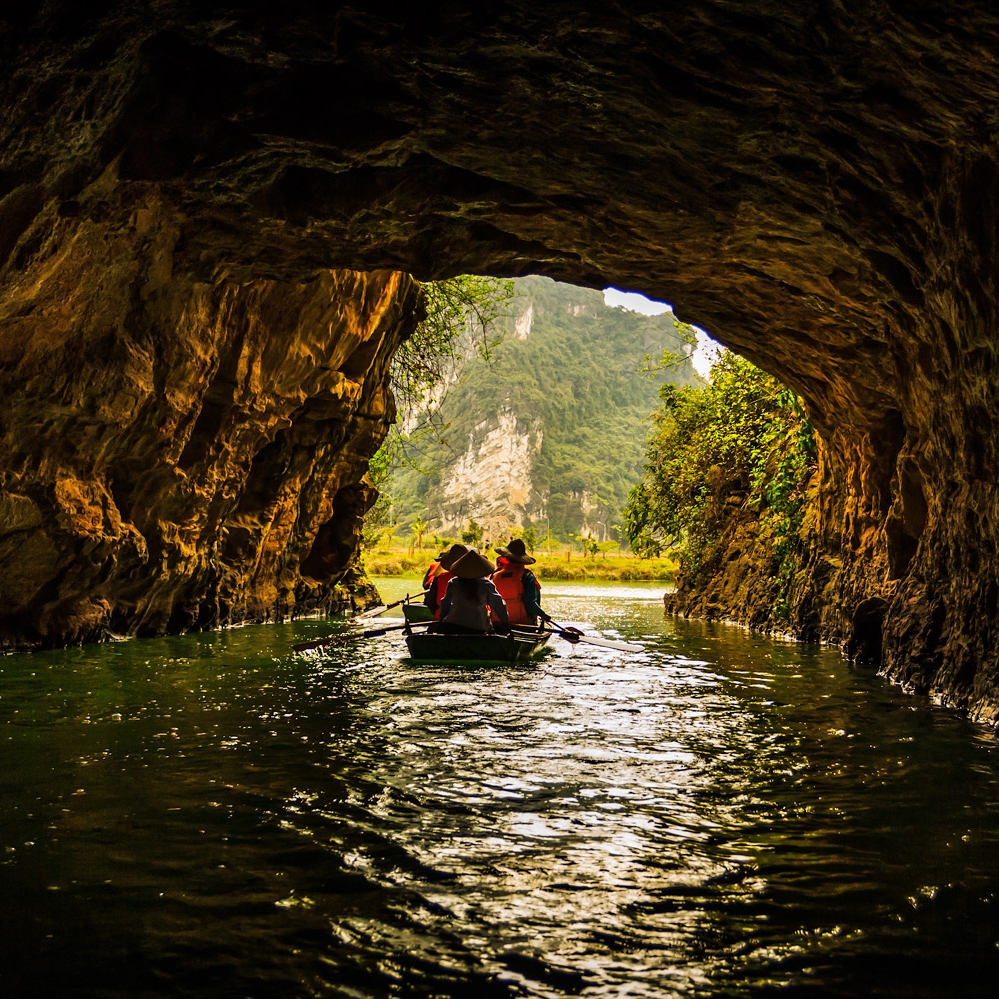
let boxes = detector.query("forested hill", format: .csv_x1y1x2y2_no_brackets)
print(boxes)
388,276,700,544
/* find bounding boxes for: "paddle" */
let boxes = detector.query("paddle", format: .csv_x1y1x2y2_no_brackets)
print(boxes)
292,621,427,653
545,618,644,653
352,590,431,620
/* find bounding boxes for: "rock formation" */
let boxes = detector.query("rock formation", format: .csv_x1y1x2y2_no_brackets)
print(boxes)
2,3,999,719
390,277,692,543
0,179,420,645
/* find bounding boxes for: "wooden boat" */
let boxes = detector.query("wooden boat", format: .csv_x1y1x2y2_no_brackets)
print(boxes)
404,625,553,665
402,601,434,624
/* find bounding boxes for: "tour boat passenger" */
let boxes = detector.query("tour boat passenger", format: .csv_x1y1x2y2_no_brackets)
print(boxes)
424,543,468,621
437,550,509,634
492,538,550,627
422,549,448,590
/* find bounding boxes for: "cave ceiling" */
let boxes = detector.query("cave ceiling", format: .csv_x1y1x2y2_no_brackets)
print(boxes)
5,1,998,437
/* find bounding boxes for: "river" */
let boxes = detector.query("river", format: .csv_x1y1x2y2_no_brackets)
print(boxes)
1,580,997,997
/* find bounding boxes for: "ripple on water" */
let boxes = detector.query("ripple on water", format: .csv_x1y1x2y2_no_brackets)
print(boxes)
2,585,999,996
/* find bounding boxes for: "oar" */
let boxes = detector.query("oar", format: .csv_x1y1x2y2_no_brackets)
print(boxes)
546,618,643,653
353,590,431,620
292,621,426,653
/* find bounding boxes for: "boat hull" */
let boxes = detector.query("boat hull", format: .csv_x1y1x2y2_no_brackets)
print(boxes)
405,627,552,665
402,602,434,624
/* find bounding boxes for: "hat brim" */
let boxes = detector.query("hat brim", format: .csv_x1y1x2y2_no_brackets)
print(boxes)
450,551,496,578
438,543,470,570
496,546,536,564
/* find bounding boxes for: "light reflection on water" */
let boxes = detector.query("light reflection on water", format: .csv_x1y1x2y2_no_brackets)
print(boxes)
0,579,997,997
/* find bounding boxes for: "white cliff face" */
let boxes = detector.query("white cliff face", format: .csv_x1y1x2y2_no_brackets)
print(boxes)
514,302,534,339
437,408,542,537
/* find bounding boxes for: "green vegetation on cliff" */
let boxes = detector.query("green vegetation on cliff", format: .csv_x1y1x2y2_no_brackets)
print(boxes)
386,276,700,540
624,351,817,620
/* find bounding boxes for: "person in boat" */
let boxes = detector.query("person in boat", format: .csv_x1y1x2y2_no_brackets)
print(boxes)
437,549,509,634
422,549,448,590
492,538,550,628
423,543,469,621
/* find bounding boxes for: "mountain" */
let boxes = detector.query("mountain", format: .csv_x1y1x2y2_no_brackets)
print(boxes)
387,276,701,545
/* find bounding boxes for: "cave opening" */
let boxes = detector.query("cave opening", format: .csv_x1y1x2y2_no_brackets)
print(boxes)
3,2,999,718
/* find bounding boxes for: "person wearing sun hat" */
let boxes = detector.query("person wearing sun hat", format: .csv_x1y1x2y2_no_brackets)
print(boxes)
492,538,549,627
423,543,469,621
438,549,509,633
422,548,449,590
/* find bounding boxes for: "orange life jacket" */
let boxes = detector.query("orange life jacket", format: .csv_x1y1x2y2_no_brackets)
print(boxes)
422,561,441,589
492,562,530,625
428,570,453,621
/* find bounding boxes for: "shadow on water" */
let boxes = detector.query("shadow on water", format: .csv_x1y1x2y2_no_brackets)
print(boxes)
1,580,998,997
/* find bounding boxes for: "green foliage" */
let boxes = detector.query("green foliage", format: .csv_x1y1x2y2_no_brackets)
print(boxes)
390,275,514,415
388,276,700,538
361,443,396,549
379,274,514,479
460,519,484,546
363,275,513,547
640,320,699,375
624,351,817,620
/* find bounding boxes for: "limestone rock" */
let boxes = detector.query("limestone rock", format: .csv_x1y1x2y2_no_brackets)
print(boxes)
0,187,419,646
3,3,999,720
437,408,541,539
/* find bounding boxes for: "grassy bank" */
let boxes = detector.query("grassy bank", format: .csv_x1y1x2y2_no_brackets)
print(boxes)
362,547,676,582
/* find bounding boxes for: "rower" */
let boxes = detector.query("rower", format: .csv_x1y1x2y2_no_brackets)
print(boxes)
422,548,448,590
492,538,550,628
424,544,469,621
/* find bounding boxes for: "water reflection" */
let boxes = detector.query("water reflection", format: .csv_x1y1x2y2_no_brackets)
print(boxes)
1,582,998,996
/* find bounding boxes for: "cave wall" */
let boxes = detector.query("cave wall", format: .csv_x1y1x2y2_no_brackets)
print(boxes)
3,3,999,717
0,176,420,646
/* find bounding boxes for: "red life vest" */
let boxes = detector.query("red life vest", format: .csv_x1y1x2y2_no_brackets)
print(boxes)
492,562,530,624
429,570,453,621
422,561,441,589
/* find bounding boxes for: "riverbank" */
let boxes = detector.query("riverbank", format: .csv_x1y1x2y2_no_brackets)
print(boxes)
362,547,676,582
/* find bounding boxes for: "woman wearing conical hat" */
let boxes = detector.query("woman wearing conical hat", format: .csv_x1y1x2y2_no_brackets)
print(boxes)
437,549,509,634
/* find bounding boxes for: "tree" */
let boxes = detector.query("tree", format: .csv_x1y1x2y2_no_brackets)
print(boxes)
624,350,817,619
460,519,484,546
362,275,514,543
411,516,427,551
390,275,514,432
361,444,394,549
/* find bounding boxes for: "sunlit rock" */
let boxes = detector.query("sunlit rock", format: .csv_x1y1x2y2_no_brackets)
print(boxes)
0,185,419,645
2,3,999,721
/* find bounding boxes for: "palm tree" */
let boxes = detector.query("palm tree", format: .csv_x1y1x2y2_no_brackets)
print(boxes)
411,516,427,551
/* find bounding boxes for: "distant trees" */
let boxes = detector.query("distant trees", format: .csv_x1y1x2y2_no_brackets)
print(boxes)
460,519,484,546
410,516,427,551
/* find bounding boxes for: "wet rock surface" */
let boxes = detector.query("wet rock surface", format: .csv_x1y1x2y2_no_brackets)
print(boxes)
0,184,419,644
2,3,999,718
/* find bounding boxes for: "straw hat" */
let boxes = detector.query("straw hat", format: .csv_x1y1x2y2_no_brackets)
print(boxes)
495,538,536,565
449,549,496,579
438,543,470,570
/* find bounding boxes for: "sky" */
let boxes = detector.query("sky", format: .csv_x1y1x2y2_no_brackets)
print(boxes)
603,287,720,378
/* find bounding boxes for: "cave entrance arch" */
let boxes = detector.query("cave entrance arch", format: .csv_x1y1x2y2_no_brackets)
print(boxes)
4,3,999,720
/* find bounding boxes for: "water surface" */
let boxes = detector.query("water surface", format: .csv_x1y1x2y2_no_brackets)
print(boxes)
1,580,997,997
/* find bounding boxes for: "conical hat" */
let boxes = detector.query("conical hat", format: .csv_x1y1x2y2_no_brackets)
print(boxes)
449,549,496,579
438,543,470,570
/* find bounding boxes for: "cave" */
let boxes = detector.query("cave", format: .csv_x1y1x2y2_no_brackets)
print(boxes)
2,3,999,722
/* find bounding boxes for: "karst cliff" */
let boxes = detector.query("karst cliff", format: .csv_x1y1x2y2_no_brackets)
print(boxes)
3,2,999,721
